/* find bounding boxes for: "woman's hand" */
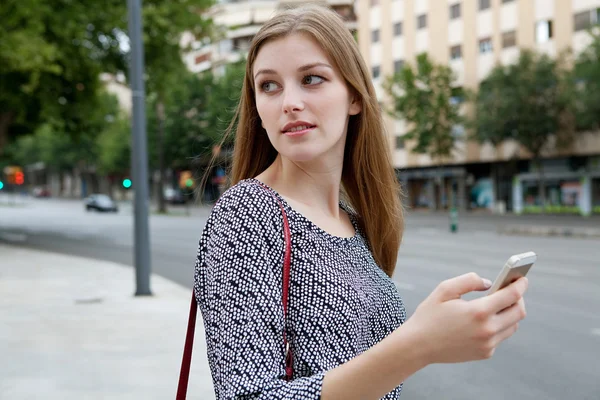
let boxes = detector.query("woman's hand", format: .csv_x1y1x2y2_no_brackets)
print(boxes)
400,272,528,365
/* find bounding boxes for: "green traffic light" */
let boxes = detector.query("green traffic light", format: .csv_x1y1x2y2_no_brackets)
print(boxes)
0,181,3,190
122,178,132,188
185,178,193,188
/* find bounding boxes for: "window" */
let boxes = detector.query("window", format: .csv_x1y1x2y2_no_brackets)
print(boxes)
574,9,600,32
394,22,403,36
372,29,380,43
372,65,381,79
395,136,405,149
417,14,427,29
450,45,462,60
536,20,553,43
479,37,493,53
479,0,490,11
501,30,517,48
394,59,404,73
450,3,461,20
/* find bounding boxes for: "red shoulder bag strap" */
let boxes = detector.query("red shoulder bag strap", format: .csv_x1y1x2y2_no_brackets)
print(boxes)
176,184,293,399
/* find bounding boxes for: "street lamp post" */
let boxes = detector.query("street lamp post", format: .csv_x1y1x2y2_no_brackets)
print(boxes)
127,0,152,296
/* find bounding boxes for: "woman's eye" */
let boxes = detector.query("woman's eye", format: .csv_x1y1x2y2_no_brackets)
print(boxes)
303,75,324,85
261,81,279,92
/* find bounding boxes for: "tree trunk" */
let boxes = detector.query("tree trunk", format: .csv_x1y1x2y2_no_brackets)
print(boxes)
536,157,546,213
156,100,167,214
0,111,15,157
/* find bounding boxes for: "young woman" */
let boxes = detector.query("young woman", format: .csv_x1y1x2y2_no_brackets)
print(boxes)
193,5,528,399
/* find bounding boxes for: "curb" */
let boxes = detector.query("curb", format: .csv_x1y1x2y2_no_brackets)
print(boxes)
497,225,600,239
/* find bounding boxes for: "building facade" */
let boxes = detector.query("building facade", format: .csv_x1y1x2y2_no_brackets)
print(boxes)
357,0,600,215
184,0,357,76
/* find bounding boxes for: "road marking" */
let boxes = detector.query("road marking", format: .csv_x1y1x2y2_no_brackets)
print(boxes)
0,232,27,243
591,329,600,337
395,282,415,291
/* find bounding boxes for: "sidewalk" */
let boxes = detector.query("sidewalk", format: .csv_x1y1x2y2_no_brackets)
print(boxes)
0,244,215,400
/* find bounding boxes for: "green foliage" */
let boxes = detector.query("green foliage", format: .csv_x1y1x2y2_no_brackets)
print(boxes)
0,0,126,153
0,0,214,157
384,53,466,160
9,91,124,174
471,49,575,158
96,113,131,176
573,25,600,131
202,60,246,145
146,61,245,169
469,65,515,148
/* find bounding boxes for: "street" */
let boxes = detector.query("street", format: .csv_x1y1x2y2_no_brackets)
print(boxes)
1,196,599,399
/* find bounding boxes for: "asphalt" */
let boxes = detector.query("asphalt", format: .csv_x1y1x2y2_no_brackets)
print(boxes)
0,244,216,400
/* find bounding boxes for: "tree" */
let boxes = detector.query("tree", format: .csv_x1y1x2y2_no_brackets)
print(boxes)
146,62,245,198
573,25,600,131
0,0,126,157
138,0,214,213
469,65,516,205
471,49,575,211
384,53,467,209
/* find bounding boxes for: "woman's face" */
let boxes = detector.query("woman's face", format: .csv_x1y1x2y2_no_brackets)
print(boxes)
252,33,361,164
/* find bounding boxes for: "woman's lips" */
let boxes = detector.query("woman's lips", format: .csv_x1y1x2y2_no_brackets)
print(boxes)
283,126,316,137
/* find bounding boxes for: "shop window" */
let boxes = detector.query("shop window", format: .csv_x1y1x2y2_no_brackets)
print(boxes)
592,178,600,214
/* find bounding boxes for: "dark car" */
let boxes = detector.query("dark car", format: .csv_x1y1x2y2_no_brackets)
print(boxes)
164,187,187,205
84,194,118,212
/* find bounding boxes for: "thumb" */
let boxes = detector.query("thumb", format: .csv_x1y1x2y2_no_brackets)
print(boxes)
433,272,492,302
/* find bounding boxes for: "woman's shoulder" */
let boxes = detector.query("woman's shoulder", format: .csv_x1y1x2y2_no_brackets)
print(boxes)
208,178,282,226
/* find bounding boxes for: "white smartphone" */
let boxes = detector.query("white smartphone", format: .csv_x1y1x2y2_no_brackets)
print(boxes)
488,251,537,293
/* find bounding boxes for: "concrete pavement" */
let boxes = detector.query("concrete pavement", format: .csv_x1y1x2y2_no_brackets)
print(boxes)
0,244,215,400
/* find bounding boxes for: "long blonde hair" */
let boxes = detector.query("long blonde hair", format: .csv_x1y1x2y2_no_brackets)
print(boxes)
213,4,404,276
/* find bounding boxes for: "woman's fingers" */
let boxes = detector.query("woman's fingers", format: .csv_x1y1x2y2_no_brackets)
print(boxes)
492,297,527,330
432,272,493,302
481,277,528,314
484,298,527,352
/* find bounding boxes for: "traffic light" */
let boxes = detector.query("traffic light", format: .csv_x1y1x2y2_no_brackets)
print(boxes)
0,181,4,190
122,178,132,189
15,171,24,185
179,170,195,189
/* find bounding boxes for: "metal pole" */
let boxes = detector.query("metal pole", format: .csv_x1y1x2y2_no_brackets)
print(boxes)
127,0,152,296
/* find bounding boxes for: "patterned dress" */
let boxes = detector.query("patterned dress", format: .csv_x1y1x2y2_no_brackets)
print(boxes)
194,178,406,399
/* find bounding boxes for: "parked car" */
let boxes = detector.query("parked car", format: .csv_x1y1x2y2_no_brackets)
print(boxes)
32,187,51,198
84,194,118,212
164,187,186,204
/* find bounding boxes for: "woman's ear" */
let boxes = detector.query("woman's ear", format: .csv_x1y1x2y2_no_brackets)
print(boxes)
349,96,362,116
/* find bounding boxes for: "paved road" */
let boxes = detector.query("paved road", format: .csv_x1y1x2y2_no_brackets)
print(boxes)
1,196,599,399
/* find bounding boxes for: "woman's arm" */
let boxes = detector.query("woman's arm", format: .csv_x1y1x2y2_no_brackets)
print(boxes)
321,273,528,400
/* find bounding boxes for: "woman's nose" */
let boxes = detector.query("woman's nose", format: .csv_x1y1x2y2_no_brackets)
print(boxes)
281,86,305,114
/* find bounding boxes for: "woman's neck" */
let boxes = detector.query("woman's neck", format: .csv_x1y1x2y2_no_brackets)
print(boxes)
256,155,343,219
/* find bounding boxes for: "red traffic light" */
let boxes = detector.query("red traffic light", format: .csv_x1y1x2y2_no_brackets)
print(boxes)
15,171,24,185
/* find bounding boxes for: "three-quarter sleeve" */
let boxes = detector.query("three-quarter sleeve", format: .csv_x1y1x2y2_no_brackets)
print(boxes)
194,183,325,399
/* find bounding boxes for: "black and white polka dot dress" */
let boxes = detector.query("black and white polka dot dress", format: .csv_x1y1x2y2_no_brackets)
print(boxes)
194,178,406,399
